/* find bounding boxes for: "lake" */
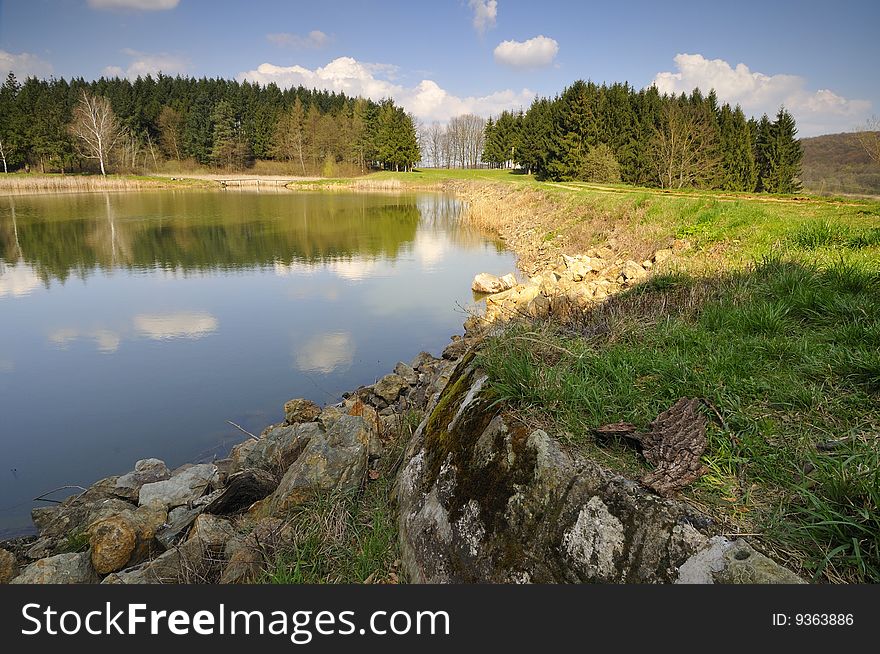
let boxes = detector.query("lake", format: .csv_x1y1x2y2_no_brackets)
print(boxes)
0,190,515,537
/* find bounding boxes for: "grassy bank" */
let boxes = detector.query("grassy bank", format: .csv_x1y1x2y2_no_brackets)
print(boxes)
370,170,877,583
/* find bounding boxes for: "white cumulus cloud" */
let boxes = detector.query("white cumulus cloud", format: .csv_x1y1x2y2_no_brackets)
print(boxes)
469,0,498,34
651,53,872,136
493,35,559,69
238,56,533,123
102,48,188,78
88,0,179,9
0,50,53,79
267,30,331,49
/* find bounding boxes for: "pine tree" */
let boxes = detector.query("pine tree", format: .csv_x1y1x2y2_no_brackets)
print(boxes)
482,117,504,167
718,105,757,191
754,114,774,192
763,108,803,193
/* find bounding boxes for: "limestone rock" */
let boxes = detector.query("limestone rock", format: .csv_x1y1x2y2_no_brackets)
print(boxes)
676,537,804,584
187,514,236,551
653,248,673,264
114,458,170,500
397,354,802,584
156,506,202,549
265,414,371,515
283,398,322,425
138,463,218,509
621,260,647,282
11,552,98,584
0,548,18,584
31,476,126,539
393,361,418,386
230,422,318,473
472,272,516,294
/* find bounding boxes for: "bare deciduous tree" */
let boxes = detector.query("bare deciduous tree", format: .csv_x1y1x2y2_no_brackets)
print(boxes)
855,116,880,166
157,106,183,161
69,91,124,176
652,101,720,189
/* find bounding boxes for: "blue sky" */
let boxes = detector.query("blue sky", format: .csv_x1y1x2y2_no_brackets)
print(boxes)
1,0,877,135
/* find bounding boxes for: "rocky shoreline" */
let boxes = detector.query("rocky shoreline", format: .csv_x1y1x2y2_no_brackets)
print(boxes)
0,347,460,584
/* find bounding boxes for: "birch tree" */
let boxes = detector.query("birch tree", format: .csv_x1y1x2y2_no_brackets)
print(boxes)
69,91,123,176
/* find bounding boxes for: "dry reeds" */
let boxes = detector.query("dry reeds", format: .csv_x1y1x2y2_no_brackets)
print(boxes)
0,175,171,195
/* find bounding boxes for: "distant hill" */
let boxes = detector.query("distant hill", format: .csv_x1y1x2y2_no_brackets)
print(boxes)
800,131,880,196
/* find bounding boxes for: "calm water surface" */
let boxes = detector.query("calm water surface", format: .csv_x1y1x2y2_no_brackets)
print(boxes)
0,190,514,536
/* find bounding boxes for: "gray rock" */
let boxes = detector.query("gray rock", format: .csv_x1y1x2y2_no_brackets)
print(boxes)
102,543,198,584
156,507,202,549
230,422,319,474
31,476,127,539
11,552,98,584
410,351,436,371
187,514,236,550
138,463,218,509
114,458,170,500
676,537,805,584
265,414,371,515
393,361,418,385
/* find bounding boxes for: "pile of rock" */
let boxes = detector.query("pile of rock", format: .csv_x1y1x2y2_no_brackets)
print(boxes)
473,245,677,325
1,350,454,585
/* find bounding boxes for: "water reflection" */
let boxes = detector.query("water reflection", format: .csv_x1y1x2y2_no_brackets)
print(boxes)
0,190,515,536
294,332,355,373
0,261,42,298
48,327,122,353
133,312,219,341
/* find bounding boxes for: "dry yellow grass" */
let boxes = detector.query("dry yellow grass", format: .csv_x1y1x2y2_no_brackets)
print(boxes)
0,174,195,195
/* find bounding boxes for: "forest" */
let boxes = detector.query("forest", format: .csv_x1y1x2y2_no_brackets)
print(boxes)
0,71,805,193
482,81,804,192
0,72,420,176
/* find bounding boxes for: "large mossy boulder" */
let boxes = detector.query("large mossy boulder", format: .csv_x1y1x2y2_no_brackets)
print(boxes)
397,353,803,584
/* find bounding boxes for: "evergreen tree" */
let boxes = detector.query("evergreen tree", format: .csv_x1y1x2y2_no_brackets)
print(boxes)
763,108,803,193
718,105,757,191
482,117,504,167
754,114,774,192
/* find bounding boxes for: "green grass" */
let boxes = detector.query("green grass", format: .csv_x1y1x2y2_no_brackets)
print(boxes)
477,255,880,582
262,415,415,584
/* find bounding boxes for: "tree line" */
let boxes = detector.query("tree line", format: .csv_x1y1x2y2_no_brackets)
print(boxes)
0,72,420,175
482,81,804,193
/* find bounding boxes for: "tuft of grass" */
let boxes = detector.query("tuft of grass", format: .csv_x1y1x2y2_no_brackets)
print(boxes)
262,412,418,584
788,220,880,250
62,529,90,553
477,256,880,582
